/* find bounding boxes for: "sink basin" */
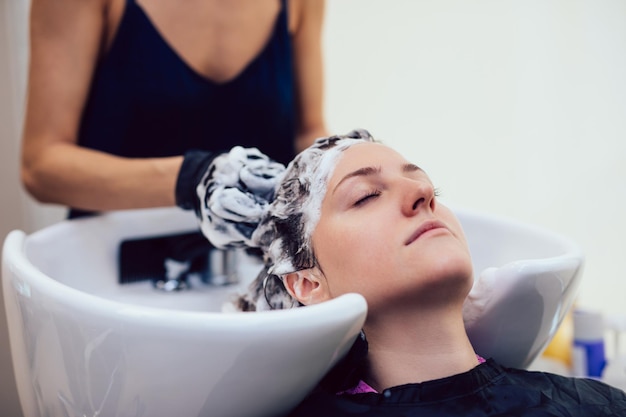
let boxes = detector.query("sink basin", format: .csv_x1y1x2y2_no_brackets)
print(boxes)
2,208,367,417
459,207,584,368
2,206,583,417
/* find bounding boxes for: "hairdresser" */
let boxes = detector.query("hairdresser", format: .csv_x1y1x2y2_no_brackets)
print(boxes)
21,0,326,219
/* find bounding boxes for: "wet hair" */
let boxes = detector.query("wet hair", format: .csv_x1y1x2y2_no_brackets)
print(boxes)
226,129,375,311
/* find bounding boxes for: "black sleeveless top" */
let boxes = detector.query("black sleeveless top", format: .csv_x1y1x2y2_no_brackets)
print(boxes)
72,0,296,217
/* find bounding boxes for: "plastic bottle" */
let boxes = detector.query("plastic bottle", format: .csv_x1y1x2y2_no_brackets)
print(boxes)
542,309,573,370
602,313,626,390
572,308,606,378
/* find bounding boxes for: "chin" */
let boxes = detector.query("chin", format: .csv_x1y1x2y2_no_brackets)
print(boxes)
442,254,473,278
419,239,473,275
418,251,474,292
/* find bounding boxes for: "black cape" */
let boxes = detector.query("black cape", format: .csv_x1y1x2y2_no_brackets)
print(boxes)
289,334,626,416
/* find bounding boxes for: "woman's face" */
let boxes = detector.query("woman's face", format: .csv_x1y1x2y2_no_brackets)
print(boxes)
310,142,474,313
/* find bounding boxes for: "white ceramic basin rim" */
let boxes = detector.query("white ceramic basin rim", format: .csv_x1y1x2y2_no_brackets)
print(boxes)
2,207,584,416
3,212,368,417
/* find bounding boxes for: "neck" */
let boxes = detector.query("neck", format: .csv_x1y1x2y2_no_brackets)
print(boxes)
362,304,479,392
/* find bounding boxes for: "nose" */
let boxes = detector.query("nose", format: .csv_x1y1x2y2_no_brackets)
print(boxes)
401,178,436,217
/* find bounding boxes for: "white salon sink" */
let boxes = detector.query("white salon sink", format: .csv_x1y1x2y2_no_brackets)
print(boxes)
2,206,583,417
459,207,584,368
2,208,366,417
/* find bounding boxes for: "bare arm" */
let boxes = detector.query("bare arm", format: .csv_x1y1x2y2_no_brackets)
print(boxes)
290,0,327,152
21,0,182,211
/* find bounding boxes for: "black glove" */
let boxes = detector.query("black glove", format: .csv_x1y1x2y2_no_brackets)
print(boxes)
175,147,286,248
175,150,219,216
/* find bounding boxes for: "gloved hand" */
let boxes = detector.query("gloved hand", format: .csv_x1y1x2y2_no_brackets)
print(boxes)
175,147,286,248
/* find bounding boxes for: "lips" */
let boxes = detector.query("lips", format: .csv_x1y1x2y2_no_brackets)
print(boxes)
404,220,448,245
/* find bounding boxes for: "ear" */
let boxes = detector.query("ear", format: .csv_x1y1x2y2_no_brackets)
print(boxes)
283,268,331,305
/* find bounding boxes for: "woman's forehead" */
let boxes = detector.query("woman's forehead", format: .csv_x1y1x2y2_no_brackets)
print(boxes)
328,142,410,182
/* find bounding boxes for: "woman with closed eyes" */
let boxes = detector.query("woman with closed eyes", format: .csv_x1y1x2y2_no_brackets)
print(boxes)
197,129,626,416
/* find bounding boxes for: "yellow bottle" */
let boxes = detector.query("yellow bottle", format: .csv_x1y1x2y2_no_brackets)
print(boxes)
542,309,574,369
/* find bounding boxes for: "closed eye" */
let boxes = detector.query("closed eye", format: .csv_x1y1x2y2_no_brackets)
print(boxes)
354,190,381,207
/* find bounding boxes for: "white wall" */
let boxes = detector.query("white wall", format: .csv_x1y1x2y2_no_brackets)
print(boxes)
323,0,626,316
1,0,28,414
0,0,625,413
1,0,65,413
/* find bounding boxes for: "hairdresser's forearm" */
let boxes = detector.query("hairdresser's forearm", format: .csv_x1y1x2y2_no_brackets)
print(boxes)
21,143,183,211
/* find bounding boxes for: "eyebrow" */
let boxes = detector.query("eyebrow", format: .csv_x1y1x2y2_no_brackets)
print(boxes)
333,163,423,194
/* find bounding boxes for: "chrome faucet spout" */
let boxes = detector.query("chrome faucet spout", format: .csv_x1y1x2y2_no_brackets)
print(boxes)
153,246,241,291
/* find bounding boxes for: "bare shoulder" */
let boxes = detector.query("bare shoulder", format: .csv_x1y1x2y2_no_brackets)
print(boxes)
29,0,109,40
30,0,109,19
288,0,325,35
